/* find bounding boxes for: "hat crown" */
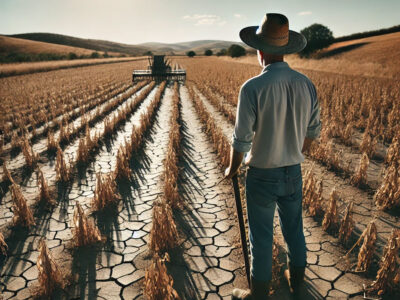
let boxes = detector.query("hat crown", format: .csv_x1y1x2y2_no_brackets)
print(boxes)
257,13,289,46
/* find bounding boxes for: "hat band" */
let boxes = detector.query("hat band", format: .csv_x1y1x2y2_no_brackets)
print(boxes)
264,34,289,46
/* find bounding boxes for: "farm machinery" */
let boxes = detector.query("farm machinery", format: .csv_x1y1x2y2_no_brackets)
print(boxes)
132,55,186,83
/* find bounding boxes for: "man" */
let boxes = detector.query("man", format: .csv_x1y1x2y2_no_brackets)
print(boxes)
224,13,321,300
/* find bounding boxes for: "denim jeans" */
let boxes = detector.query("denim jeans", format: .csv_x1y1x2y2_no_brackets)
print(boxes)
245,164,306,281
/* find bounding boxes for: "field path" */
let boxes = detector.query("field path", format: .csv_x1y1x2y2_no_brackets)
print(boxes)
163,85,247,300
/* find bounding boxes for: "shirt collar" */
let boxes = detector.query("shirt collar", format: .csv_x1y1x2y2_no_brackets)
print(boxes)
262,61,289,73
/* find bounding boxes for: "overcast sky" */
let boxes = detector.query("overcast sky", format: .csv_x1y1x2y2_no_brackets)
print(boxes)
0,0,399,44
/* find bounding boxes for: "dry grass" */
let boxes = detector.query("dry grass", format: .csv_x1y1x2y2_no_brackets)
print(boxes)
0,232,8,256
338,202,354,245
34,239,65,298
10,182,35,228
149,200,179,253
322,189,339,232
72,202,102,247
367,229,400,295
143,253,180,300
55,146,70,182
91,173,120,211
114,145,132,181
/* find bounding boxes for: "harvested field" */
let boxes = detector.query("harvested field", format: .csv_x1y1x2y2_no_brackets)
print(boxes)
0,52,399,300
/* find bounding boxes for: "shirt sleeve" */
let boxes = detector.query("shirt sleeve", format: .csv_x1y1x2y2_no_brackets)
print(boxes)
306,84,322,139
231,85,256,153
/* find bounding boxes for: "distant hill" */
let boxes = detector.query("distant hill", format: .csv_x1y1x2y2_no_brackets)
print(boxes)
7,32,249,56
0,35,121,56
9,33,146,56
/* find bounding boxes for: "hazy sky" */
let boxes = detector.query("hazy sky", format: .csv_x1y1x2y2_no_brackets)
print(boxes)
0,0,399,44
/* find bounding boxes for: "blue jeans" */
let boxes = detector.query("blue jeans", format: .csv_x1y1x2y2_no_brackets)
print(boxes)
245,164,306,281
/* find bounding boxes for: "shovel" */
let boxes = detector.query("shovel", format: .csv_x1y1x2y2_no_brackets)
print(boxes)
232,174,251,286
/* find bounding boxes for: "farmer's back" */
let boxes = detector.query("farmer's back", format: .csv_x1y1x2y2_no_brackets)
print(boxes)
234,62,320,168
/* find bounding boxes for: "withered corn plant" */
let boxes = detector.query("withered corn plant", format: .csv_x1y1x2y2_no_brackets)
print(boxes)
344,221,377,272
10,182,35,227
114,144,132,181
322,189,339,232
2,162,14,184
375,166,400,210
92,173,120,211
149,200,179,253
366,229,400,296
360,130,377,158
0,232,8,256
37,169,54,206
338,202,354,245
21,135,38,169
34,239,65,298
163,82,182,209
55,146,70,182
354,221,377,272
72,202,102,247
350,152,369,187
144,253,179,300
47,130,58,153
303,168,324,217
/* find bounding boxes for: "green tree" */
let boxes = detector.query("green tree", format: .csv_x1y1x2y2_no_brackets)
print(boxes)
68,52,78,60
186,50,196,57
204,49,213,56
228,44,246,58
90,51,100,58
300,24,334,56
216,48,227,56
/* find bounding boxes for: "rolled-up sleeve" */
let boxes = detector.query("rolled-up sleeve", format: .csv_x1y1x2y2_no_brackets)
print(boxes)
231,85,256,153
306,84,322,139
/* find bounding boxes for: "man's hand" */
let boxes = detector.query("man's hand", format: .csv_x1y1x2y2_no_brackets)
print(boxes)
223,147,244,181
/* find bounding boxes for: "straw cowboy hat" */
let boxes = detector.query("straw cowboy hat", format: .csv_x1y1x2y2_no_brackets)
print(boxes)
240,13,307,54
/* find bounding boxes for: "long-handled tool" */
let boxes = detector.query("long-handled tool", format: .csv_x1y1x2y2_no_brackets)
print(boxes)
232,174,251,286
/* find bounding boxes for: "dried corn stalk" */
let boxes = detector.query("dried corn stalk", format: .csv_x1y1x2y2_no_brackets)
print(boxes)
47,130,58,152
2,162,14,184
342,122,353,146
55,146,70,182
322,189,339,232
36,239,65,297
149,200,179,253
72,202,102,247
10,182,35,228
367,229,400,295
308,180,324,217
338,202,354,245
21,135,38,169
92,173,120,211
144,253,179,300
351,152,369,187
356,221,377,272
0,232,8,256
115,146,132,181
37,169,54,206
375,165,400,210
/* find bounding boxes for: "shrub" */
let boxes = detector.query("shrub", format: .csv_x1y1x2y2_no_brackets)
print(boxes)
228,44,246,58
216,48,227,56
204,49,213,56
90,52,100,59
68,52,78,60
186,51,196,57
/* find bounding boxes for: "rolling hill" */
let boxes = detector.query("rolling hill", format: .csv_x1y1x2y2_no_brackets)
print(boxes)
7,33,248,56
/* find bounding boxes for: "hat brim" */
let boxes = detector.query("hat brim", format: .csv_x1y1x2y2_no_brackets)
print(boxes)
240,26,307,54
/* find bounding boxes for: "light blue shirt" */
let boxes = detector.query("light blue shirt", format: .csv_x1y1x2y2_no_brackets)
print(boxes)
232,61,321,168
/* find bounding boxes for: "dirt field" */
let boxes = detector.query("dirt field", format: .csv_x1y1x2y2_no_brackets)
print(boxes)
0,45,399,299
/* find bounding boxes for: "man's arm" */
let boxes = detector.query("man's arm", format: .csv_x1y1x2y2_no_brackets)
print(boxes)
224,146,244,179
224,85,256,179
